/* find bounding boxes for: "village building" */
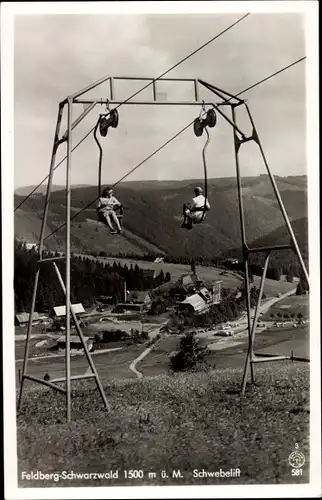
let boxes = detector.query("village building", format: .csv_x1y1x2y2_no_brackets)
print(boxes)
15,312,42,327
178,294,209,315
113,290,152,313
279,274,300,283
197,287,213,304
210,281,222,304
25,242,39,251
170,272,222,305
142,269,157,280
57,334,93,351
169,273,197,299
96,295,117,305
222,258,240,266
50,303,86,318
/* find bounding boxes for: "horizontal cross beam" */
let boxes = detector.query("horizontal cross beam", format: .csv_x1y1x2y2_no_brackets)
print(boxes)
247,244,293,254
251,355,290,363
38,256,66,264
50,373,96,383
23,374,66,394
73,99,230,106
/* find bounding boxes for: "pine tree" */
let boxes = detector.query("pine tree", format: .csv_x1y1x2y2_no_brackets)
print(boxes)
296,273,309,295
169,332,210,372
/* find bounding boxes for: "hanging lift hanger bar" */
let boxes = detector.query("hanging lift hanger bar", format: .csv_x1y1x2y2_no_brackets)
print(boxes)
73,99,228,106
73,99,246,137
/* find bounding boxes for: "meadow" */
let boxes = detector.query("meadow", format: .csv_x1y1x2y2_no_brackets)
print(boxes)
79,254,297,296
261,295,309,321
17,363,309,487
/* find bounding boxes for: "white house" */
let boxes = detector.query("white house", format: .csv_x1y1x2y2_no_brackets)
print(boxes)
52,303,85,318
15,312,41,326
178,294,209,314
25,243,39,251
198,287,213,304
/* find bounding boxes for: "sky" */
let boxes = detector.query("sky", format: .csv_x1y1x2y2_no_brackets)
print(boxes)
13,8,307,189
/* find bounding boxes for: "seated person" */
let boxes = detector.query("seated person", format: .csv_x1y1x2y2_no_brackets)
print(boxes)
181,186,210,230
97,186,122,234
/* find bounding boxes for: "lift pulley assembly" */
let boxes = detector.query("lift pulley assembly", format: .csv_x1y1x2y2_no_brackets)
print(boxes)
193,108,217,137
99,108,119,136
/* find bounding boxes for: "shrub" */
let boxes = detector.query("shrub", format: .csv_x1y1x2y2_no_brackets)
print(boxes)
102,330,128,342
169,332,210,373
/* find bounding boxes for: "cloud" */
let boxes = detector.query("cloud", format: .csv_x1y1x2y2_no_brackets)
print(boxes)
14,13,306,188
14,14,174,186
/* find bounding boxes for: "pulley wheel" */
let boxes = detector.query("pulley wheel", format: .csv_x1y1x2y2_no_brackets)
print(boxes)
110,109,119,128
193,118,204,137
99,117,108,137
206,109,217,128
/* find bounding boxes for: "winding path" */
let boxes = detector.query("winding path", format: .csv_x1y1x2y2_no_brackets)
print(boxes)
129,345,156,379
129,325,164,378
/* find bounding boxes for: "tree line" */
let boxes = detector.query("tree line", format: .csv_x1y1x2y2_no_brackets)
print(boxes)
87,249,306,281
14,240,170,313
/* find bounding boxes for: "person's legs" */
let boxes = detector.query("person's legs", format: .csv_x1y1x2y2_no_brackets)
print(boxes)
183,203,192,216
111,211,122,232
190,212,202,223
181,203,193,229
102,212,115,231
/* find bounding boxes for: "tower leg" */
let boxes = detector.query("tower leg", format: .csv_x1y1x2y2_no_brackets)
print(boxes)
231,104,255,384
65,97,73,422
17,269,40,411
241,252,270,394
53,263,110,411
17,104,64,412
245,103,309,285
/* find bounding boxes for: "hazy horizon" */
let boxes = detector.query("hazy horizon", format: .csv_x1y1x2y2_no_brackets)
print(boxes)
14,172,308,196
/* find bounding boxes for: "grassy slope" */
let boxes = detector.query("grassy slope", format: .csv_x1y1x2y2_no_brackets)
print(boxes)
261,295,309,321
17,363,309,487
14,176,308,259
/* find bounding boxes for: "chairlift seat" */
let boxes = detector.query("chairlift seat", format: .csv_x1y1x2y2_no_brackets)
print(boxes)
97,205,123,224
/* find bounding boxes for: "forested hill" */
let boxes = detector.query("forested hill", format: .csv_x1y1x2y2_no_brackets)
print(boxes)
225,217,308,275
14,184,90,196
14,175,308,261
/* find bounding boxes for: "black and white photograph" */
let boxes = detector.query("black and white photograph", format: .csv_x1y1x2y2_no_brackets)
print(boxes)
2,2,320,499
